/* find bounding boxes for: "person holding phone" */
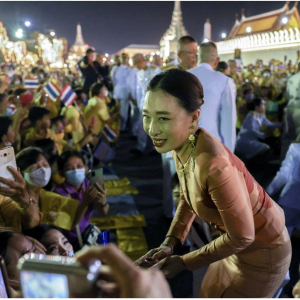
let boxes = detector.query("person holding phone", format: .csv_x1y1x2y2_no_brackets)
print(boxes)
54,150,109,250
135,69,291,298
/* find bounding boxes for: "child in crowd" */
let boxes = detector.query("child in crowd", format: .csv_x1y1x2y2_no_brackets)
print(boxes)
24,107,56,146
54,150,109,250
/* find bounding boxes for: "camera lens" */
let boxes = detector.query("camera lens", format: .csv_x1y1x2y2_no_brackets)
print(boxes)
4,153,7,157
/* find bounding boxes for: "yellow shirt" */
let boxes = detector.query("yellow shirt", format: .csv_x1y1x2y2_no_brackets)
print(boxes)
84,96,110,135
61,106,84,138
24,128,57,147
0,195,42,232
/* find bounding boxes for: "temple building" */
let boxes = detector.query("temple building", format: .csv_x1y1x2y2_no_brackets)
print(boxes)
159,1,188,61
70,23,88,57
217,2,300,65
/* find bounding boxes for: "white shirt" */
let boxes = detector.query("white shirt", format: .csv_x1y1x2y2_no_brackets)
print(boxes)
136,66,161,111
189,63,237,152
112,64,132,100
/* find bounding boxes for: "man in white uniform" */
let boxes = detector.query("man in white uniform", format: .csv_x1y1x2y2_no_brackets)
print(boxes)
131,53,161,155
189,41,237,152
112,53,131,131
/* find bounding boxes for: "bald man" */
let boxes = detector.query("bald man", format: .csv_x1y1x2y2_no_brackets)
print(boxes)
189,41,237,152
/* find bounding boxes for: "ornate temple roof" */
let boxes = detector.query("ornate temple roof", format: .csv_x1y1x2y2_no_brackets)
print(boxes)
228,2,300,39
160,1,188,42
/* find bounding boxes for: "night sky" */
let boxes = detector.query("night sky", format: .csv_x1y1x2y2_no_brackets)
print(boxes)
0,1,292,54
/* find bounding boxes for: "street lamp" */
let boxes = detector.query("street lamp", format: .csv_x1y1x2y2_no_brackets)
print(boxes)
15,29,23,38
25,21,31,27
246,26,252,33
105,53,109,57
50,31,55,36
221,32,227,39
282,17,288,24
203,38,209,43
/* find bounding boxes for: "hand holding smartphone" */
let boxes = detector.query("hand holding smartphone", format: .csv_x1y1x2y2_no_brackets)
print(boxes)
0,147,17,188
87,168,103,187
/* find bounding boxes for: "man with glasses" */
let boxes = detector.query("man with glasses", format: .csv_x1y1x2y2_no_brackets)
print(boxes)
164,35,198,71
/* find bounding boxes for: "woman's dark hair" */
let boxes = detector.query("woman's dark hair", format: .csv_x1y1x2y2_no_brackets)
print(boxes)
57,150,85,171
23,224,62,243
0,116,12,142
247,98,263,111
146,69,204,113
216,61,228,72
16,147,45,173
50,115,64,127
0,230,18,275
33,139,56,161
90,82,105,97
14,88,26,96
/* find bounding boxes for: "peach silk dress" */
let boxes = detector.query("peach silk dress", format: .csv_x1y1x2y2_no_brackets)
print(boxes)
168,128,291,298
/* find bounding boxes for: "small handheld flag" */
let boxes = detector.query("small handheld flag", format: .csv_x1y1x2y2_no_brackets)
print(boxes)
101,124,118,142
43,80,60,101
24,78,39,90
60,84,77,107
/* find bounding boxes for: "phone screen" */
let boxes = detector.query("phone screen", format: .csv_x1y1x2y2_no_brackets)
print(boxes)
0,268,8,298
20,271,69,298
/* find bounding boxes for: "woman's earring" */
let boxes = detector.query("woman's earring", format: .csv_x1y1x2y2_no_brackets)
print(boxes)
189,125,195,142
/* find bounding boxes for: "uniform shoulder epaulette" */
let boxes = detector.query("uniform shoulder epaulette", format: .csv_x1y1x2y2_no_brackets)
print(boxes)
162,65,176,71
292,140,300,143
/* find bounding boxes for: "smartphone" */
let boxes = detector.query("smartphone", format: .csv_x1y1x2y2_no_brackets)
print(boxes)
91,116,95,126
87,168,103,187
0,256,11,298
17,254,101,298
0,147,17,188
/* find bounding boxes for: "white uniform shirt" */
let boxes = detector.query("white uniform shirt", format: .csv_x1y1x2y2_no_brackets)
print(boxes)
112,65,132,100
136,66,161,111
266,142,300,210
189,63,237,152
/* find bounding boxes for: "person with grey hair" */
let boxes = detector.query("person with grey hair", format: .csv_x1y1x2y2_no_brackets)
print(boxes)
189,41,237,152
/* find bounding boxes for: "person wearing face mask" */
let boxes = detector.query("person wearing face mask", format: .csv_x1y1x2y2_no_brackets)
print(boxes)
24,107,57,147
24,224,74,257
84,82,110,135
236,98,282,161
54,150,109,250
16,147,79,231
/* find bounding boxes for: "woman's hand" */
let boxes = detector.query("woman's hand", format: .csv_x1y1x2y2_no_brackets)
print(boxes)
94,183,107,206
82,186,98,205
76,244,172,298
151,255,186,278
0,166,31,207
134,246,172,268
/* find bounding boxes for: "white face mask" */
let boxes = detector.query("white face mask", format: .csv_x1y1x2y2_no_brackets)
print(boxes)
24,167,51,188
14,80,21,85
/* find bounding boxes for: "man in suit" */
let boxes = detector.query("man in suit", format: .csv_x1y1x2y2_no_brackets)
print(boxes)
189,41,237,152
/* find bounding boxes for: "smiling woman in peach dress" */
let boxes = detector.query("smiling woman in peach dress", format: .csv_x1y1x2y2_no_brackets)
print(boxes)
135,69,291,298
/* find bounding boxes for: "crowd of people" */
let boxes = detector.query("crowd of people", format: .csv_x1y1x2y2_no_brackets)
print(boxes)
0,33,300,298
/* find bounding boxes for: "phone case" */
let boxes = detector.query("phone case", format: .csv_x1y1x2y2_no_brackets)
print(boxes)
0,147,17,188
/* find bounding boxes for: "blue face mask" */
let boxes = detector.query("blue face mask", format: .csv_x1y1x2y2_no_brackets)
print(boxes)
65,168,86,186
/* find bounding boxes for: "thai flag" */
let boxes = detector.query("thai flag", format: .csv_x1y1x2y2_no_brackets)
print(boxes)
60,84,77,107
24,78,39,90
102,124,118,142
43,80,60,101
278,64,287,71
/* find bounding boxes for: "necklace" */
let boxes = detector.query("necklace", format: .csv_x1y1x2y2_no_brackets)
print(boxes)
178,141,196,177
